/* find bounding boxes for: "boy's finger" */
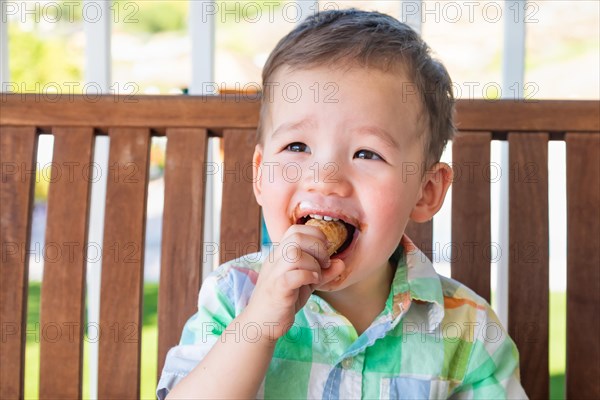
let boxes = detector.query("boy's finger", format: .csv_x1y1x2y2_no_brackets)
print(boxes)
276,232,329,269
299,240,330,270
284,223,328,242
275,242,320,267
318,259,346,285
282,269,320,291
294,224,339,268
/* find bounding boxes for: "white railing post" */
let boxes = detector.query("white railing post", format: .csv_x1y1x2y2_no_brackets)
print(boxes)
83,1,111,398
190,0,214,95
496,0,526,327
296,0,319,23
189,1,217,279
400,0,422,34
84,1,111,91
503,1,526,99
1,0,10,90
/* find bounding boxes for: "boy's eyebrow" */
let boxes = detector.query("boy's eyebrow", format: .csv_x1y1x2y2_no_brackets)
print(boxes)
271,118,317,139
271,119,400,149
353,126,400,149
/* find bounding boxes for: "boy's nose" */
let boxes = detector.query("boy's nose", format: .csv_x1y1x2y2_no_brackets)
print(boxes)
302,160,352,197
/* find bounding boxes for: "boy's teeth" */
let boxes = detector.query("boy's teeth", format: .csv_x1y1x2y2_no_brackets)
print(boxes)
308,214,339,222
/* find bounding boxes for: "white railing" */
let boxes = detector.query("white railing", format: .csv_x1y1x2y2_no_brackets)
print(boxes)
1,0,9,89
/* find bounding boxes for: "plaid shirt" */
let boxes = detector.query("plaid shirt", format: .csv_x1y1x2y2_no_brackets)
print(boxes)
157,235,527,399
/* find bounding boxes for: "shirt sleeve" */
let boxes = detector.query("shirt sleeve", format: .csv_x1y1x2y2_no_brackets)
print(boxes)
449,306,528,400
156,266,236,400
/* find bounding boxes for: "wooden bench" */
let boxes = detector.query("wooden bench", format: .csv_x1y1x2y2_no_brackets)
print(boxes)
1,95,598,399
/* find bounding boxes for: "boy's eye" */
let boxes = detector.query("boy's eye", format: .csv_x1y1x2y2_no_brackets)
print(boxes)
286,142,310,153
354,149,383,161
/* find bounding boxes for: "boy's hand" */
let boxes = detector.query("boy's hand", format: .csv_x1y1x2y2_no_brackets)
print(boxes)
244,224,346,342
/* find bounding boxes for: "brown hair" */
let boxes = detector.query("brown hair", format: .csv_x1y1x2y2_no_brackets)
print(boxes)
258,8,455,167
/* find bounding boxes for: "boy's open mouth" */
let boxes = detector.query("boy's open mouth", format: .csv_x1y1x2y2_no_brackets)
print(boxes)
296,214,358,257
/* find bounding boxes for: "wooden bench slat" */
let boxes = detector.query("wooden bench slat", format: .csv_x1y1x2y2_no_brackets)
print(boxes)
157,128,208,381
405,220,433,262
451,132,492,302
455,100,599,132
565,132,600,399
2,96,598,133
1,95,261,132
508,132,549,399
98,128,150,399
39,128,94,399
220,129,261,264
0,126,37,400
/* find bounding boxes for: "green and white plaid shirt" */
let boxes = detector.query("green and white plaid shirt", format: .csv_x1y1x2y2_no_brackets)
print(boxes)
157,235,527,399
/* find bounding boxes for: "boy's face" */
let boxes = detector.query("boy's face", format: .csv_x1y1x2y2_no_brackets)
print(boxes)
253,65,430,291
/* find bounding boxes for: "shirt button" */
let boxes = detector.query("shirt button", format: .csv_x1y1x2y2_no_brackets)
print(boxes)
307,301,320,313
341,357,354,369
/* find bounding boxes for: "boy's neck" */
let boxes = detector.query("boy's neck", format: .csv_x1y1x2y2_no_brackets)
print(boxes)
316,260,396,335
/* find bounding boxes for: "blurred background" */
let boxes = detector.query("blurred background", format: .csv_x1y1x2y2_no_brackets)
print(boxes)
3,0,598,398
6,0,599,97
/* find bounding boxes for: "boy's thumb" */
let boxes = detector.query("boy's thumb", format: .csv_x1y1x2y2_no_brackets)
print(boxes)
321,258,346,284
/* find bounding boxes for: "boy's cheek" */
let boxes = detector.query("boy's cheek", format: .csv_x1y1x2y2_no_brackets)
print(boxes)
253,165,291,207
260,209,289,242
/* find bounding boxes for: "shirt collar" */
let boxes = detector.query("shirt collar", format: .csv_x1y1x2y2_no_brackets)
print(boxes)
306,234,445,328
388,234,445,326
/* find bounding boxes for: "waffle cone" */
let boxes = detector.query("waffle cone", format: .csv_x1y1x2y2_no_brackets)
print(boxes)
306,219,348,256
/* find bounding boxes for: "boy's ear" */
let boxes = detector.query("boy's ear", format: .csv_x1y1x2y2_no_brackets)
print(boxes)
409,162,453,223
252,144,264,206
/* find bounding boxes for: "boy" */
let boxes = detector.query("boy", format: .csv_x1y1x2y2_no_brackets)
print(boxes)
158,9,527,399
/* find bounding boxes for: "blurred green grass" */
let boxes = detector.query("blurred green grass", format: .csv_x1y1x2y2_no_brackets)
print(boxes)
24,284,566,399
